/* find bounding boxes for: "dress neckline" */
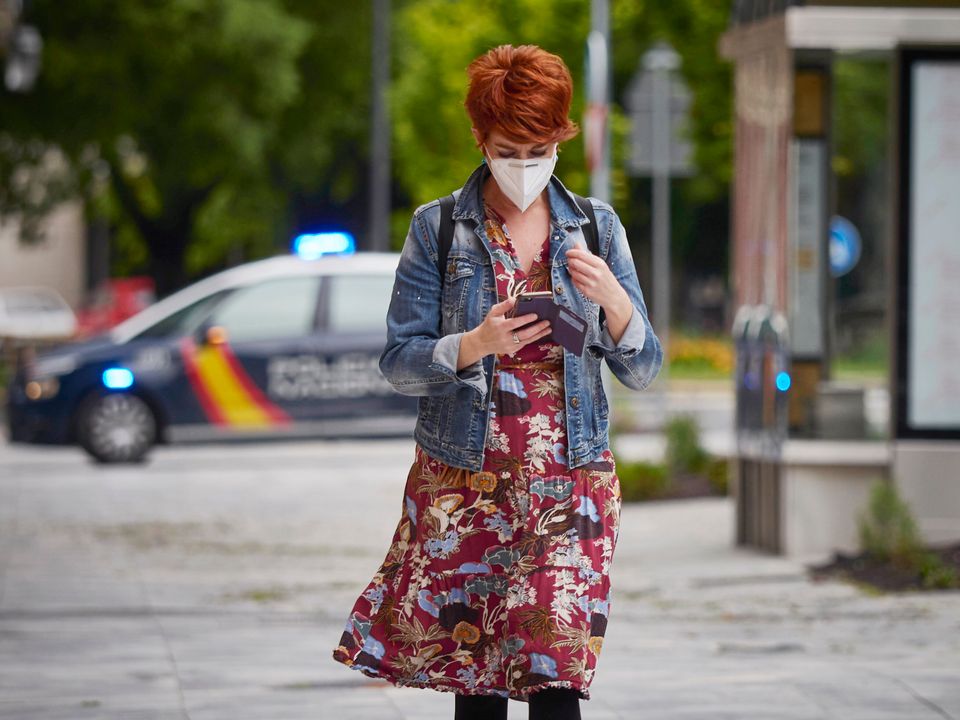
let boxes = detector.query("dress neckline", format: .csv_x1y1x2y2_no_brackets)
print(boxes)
483,202,551,278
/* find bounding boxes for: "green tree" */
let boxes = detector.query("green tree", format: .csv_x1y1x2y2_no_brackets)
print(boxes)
389,0,732,286
0,0,311,294
390,0,592,243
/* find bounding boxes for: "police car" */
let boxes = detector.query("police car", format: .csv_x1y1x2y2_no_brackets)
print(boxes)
5,246,416,463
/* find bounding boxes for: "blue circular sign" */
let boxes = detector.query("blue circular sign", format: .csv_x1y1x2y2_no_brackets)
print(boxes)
829,216,861,277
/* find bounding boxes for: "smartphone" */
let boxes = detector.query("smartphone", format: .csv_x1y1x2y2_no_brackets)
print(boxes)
506,291,554,328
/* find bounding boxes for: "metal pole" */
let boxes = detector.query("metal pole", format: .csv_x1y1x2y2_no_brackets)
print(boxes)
645,43,679,394
588,0,610,203
652,64,670,388
369,0,390,252
588,0,617,431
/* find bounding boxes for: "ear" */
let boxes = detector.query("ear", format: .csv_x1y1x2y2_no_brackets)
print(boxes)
471,127,483,148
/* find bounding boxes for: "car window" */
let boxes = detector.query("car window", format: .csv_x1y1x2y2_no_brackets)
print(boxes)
326,274,393,333
209,276,321,343
133,291,230,340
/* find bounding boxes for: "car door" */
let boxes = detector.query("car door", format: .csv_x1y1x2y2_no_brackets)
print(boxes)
182,274,323,432
300,271,417,432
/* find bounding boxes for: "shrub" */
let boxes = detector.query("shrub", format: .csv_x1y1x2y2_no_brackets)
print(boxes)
618,461,670,502
668,334,734,374
704,456,729,495
917,552,960,590
857,479,924,569
664,414,709,475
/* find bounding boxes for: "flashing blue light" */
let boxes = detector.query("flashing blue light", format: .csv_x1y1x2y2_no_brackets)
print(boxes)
102,368,134,390
775,371,791,392
293,231,356,259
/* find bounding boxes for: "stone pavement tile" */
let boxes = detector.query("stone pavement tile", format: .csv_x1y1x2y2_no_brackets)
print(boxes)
857,666,960,719
792,673,953,719
183,692,403,720
0,575,147,611
0,705,185,720
379,685,624,720
0,616,177,703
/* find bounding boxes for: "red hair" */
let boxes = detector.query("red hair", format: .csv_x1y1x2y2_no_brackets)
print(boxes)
465,44,579,146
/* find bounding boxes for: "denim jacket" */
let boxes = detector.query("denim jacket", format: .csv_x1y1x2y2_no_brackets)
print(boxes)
379,163,663,471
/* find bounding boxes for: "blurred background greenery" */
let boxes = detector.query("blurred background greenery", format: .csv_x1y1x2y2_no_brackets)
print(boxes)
0,1,890,379
0,1,730,298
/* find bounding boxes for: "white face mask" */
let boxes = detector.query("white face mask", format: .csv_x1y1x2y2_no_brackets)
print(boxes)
484,146,558,213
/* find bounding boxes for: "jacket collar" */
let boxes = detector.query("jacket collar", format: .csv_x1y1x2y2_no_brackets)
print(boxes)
451,162,590,230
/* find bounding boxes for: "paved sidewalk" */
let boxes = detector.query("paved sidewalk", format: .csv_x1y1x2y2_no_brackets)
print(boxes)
0,439,958,719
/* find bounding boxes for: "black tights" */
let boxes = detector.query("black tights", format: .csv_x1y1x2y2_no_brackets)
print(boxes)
454,687,581,720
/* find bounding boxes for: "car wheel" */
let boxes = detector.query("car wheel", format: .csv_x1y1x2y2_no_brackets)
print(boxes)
77,392,157,463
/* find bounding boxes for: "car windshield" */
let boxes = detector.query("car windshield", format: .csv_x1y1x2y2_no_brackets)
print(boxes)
132,291,230,340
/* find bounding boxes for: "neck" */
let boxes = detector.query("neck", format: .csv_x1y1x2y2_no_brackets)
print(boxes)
482,174,547,217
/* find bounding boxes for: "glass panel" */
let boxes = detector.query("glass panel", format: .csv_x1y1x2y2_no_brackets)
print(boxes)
133,291,229,340
327,274,393,333
210,276,320,343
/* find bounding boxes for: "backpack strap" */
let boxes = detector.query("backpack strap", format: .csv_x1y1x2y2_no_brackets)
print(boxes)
437,190,608,329
571,192,600,257
437,193,457,286
571,193,606,328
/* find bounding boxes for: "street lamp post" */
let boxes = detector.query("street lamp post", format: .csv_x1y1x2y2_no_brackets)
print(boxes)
368,0,390,252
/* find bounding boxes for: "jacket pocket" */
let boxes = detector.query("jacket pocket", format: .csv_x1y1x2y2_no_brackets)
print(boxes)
441,256,478,332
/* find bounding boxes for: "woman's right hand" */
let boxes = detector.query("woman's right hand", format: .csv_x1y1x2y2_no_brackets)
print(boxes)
457,297,551,369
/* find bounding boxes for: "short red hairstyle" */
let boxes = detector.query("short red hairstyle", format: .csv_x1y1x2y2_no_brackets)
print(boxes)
465,44,579,147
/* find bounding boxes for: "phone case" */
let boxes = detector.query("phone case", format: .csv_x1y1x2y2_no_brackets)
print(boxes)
506,291,587,355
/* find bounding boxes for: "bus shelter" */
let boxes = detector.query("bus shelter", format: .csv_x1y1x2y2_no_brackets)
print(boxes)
720,1,960,556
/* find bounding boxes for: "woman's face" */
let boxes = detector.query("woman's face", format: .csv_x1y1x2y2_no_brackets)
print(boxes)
475,127,557,161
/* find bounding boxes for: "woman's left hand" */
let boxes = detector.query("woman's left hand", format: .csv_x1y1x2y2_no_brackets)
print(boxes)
564,246,629,309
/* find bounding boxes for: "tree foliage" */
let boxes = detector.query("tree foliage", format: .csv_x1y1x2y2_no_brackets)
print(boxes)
1,0,735,296
1,0,312,294
389,0,733,284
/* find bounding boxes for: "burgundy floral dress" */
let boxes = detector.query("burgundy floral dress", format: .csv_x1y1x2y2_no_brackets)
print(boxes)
332,202,623,702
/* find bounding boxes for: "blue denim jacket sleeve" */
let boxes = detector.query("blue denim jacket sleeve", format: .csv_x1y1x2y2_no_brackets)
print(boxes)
378,205,488,397
587,207,664,391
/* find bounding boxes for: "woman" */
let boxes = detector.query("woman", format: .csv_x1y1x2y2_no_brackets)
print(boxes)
332,44,662,720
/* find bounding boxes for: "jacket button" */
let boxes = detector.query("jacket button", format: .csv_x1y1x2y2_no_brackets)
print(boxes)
447,261,456,274
555,285,563,294
570,395,579,408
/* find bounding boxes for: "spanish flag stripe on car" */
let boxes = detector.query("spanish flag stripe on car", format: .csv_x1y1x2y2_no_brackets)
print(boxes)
179,337,291,427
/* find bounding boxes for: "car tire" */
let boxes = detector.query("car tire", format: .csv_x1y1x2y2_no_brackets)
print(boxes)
77,392,157,464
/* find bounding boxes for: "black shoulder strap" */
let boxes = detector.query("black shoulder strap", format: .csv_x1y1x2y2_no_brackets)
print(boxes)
572,192,607,328
572,193,600,257
437,193,456,285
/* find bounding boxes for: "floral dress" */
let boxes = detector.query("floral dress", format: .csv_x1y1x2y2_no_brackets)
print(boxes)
332,202,623,702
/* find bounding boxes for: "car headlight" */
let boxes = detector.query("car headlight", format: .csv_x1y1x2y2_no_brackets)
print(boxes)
24,377,60,401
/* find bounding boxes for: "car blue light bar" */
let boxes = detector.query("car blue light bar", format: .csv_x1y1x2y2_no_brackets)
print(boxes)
293,231,356,259
102,367,134,390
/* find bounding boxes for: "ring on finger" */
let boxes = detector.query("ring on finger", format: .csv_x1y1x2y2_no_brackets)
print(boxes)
512,331,520,344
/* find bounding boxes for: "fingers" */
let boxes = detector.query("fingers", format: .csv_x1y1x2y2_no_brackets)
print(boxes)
517,319,551,340
567,255,601,278
505,313,541,330
565,247,600,265
489,296,516,316
505,319,551,353
524,322,553,344
496,320,551,357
